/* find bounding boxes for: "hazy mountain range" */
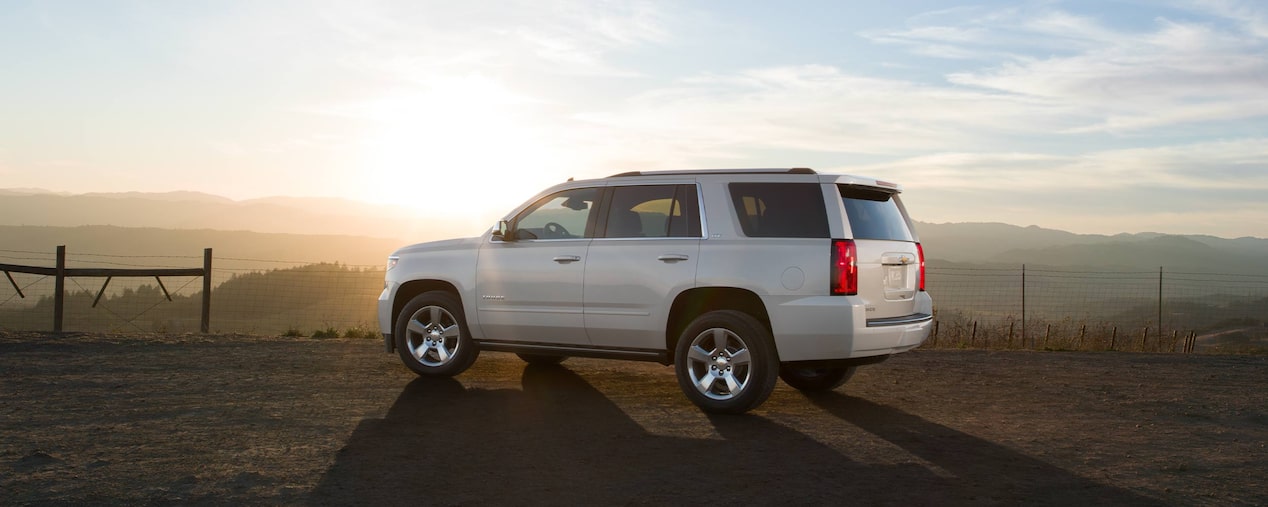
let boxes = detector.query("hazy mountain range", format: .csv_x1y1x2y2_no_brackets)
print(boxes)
3,188,1266,272
0,188,456,241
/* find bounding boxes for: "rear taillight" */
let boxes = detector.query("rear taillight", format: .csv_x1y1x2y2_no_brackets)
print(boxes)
830,239,857,296
917,242,926,292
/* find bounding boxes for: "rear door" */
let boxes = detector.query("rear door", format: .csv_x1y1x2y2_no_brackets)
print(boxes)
583,184,702,350
838,184,924,321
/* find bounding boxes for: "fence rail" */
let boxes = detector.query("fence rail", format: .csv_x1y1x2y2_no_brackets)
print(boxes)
1,246,212,333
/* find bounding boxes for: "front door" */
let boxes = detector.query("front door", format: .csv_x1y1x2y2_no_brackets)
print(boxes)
475,187,599,345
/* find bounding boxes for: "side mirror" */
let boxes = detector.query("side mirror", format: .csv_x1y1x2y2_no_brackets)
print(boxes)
491,220,512,241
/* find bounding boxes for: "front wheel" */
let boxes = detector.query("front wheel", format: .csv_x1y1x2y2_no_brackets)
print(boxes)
674,310,778,414
394,291,478,377
779,366,856,391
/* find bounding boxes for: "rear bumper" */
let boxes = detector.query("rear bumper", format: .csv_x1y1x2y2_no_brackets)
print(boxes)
766,292,934,362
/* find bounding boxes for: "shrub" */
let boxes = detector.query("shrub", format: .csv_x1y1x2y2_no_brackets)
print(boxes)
343,324,379,339
311,327,340,339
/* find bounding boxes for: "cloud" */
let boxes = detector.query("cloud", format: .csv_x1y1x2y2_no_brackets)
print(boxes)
865,4,1268,134
844,138,1268,236
850,138,1268,190
570,64,1073,165
299,0,675,83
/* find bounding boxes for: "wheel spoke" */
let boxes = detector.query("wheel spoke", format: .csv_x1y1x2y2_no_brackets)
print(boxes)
697,371,716,392
429,306,442,326
711,329,728,353
440,324,460,339
434,342,451,362
723,371,742,393
413,342,430,360
688,345,712,364
729,348,750,367
406,318,427,335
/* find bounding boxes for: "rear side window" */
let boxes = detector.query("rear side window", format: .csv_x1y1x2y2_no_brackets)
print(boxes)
602,184,701,238
839,185,913,241
728,183,829,238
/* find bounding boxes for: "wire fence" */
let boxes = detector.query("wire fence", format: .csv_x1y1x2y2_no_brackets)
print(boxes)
927,265,1268,354
0,248,382,336
2,249,1266,352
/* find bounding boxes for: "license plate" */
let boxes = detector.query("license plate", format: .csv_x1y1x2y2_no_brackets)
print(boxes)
884,265,908,289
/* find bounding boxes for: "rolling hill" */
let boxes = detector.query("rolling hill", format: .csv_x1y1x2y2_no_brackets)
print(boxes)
3,188,1267,272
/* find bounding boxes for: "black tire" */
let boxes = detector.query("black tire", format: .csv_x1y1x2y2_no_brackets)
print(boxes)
394,291,479,377
779,365,856,391
674,310,779,414
515,353,568,365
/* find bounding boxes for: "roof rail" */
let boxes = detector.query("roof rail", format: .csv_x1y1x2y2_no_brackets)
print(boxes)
607,168,817,178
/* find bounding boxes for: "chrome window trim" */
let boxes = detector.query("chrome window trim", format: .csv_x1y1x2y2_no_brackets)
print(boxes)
591,236,703,242
506,238,592,243
696,182,709,240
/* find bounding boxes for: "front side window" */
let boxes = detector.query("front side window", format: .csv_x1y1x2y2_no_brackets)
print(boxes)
513,187,599,240
728,183,828,238
602,185,701,238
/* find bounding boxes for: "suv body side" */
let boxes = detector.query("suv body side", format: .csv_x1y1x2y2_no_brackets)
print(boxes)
379,171,931,365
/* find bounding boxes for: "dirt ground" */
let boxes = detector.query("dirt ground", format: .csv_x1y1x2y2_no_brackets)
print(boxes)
1,332,1265,506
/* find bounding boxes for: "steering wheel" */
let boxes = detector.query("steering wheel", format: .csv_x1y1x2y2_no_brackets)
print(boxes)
543,222,570,238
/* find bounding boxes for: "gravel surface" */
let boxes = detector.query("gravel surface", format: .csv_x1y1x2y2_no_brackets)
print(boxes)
1,332,1265,506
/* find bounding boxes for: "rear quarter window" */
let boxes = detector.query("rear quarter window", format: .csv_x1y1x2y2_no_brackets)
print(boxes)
839,185,913,241
728,183,829,238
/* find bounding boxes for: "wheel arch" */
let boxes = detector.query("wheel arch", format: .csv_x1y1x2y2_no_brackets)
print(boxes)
392,279,463,340
665,287,772,362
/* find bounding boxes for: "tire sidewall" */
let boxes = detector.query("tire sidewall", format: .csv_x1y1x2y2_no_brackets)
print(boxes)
674,310,779,414
394,291,478,377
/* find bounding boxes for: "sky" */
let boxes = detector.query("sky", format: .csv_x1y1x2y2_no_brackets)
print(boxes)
1,0,1266,238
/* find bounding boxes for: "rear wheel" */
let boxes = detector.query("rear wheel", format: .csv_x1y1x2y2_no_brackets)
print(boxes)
674,310,778,414
515,353,567,365
779,366,856,391
394,291,478,377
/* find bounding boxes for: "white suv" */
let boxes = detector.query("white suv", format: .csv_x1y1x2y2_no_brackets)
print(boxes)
378,168,932,413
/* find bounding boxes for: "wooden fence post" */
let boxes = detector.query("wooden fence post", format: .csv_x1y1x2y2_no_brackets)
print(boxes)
201,248,212,334
1141,327,1149,352
1110,326,1117,351
1021,264,1026,349
54,245,65,333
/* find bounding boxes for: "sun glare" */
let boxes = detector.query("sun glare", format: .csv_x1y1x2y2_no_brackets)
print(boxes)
357,77,566,232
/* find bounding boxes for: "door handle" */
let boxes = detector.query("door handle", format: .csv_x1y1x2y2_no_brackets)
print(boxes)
657,254,690,262
553,255,582,263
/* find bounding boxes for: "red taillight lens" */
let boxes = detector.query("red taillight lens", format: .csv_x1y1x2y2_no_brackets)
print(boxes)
917,242,926,292
831,239,857,296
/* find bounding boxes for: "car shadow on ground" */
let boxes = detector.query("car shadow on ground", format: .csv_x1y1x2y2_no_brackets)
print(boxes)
309,364,1159,506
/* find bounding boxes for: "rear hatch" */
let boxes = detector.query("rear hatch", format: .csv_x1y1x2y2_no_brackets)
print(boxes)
838,184,924,322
